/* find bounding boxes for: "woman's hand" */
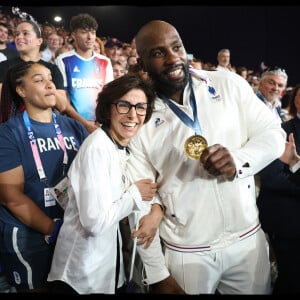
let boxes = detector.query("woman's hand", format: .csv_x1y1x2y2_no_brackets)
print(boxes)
134,179,157,201
132,204,163,248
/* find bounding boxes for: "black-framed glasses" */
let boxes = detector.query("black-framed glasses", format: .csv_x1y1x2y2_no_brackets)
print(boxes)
112,100,148,116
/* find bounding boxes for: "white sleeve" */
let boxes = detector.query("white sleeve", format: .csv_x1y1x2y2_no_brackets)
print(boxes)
290,159,300,173
127,208,170,285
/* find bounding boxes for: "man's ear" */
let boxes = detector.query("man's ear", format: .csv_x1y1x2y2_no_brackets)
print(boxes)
16,86,26,98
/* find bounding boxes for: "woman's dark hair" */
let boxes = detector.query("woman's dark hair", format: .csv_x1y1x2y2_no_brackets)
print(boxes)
0,61,36,123
96,73,156,126
288,83,300,118
17,20,42,38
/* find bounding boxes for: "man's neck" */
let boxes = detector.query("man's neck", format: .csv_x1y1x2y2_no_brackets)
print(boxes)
76,48,93,59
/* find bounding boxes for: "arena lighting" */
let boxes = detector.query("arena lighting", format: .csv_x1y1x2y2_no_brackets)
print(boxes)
54,16,62,23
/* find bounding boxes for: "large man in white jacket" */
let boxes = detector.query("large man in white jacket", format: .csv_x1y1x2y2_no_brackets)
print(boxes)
127,20,286,295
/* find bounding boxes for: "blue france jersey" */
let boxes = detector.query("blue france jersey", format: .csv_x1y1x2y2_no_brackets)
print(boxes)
55,50,113,121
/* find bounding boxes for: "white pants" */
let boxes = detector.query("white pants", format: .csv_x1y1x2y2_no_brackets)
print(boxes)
164,229,271,294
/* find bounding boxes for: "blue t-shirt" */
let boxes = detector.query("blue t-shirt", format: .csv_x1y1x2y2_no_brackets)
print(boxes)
0,113,88,228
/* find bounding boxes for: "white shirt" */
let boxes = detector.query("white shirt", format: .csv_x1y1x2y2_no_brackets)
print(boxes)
48,128,146,294
0,52,6,62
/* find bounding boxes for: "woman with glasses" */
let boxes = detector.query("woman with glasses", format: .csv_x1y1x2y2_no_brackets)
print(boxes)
47,73,162,294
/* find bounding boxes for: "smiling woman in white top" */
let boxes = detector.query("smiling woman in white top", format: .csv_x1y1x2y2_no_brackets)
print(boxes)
47,73,162,294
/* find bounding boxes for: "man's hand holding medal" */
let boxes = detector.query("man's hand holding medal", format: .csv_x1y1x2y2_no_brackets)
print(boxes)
200,144,237,180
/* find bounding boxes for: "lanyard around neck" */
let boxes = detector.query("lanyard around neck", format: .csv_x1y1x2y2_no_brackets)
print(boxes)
23,111,68,185
159,76,202,135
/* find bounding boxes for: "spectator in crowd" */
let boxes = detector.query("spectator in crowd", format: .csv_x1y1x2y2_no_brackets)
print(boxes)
129,36,138,58
202,61,216,71
118,54,128,69
0,19,66,122
41,32,62,64
189,57,203,70
216,48,233,71
112,60,126,80
248,74,260,93
94,36,106,56
126,20,286,294
47,73,160,294
105,37,123,62
55,13,113,131
55,36,74,58
40,21,56,52
236,66,248,80
127,55,138,69
41,21,56,42
0,61,88,292
0,16,90,136
5,26,17,50
257,83,300,294
0,22,19,62
122,43,132,58
256,67,288,122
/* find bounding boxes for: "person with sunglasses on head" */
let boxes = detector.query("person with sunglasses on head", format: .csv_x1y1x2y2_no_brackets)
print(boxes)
47,73,162,294
125,20,286,295
0,61,89,293
256,67,289,122
257,83,300,294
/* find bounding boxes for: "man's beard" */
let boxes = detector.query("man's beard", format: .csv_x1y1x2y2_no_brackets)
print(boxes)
148,63,189,98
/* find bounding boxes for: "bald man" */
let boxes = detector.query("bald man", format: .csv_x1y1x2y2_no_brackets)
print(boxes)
127,20,286,295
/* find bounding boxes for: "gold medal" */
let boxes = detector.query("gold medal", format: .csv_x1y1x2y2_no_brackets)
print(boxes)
184,135,208,160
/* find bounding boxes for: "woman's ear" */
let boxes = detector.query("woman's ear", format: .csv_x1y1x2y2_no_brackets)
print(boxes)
16,86,26,98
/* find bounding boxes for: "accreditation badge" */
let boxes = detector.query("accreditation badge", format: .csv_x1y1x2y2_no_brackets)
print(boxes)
49,177,69,210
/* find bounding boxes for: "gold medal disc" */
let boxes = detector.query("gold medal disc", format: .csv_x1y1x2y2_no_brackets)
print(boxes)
184,135,208,160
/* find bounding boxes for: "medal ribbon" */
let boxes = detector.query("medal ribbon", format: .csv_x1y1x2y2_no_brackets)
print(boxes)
159,76,202,135
23,111,69,184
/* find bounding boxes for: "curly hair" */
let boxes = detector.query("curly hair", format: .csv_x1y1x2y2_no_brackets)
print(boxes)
69,13,98,32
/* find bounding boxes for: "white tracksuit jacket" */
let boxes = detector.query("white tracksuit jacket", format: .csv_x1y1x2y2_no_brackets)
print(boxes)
127,68,286,284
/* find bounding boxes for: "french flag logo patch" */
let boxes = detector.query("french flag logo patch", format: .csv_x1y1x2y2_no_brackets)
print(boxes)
155,118,165,128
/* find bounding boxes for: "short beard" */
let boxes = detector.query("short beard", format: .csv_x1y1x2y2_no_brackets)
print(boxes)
148,63,189,98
